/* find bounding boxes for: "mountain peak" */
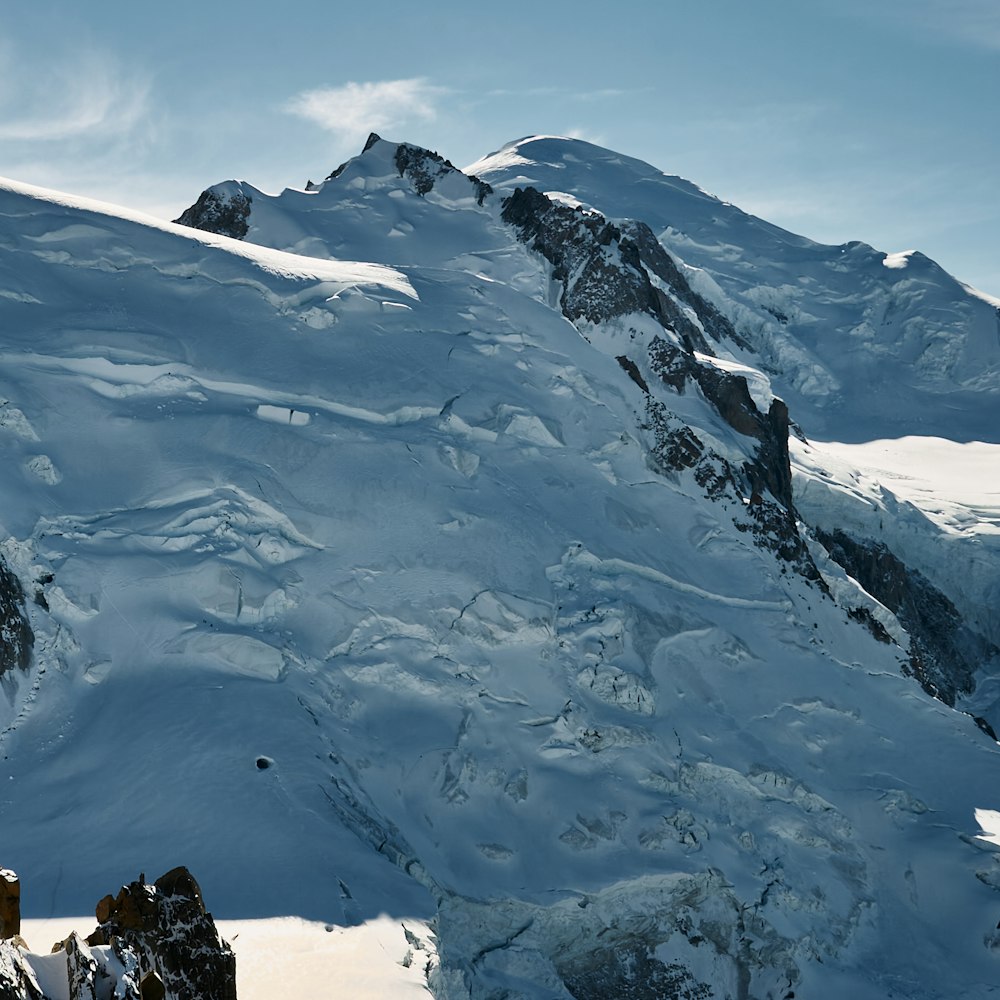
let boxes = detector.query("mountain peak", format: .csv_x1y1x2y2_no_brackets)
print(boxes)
4,127,1000,1000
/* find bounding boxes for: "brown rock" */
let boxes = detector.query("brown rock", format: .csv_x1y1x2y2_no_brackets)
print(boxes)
88,867,236,1000
0,870,20,941
140,970,165,1000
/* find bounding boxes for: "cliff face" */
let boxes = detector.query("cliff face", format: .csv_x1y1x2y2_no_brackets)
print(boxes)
0,560,32,680
815,528,999,707
500,184,820,587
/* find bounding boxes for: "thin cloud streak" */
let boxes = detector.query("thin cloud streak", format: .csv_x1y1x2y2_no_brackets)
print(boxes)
0,46,150,142
285,78,447,142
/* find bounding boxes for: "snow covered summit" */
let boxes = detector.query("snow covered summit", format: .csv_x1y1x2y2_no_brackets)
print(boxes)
0,133,998,998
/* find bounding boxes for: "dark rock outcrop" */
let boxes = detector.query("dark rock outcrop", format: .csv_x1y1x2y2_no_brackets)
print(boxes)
501,186,745,356
615,355,649,393
0,560,32,678
174,189,252,240
503,185,819,585
816,529,999,704
620,219,750,350
502,186,663,326
647,336,794,512
64,933,104,1000
643,398,822,584
392,142,493,205
86,867,236,1000
0,873,19,941
0,941,40,1000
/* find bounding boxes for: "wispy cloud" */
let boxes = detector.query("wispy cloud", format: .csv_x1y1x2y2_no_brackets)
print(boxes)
285,78,447,142
0,45,150,142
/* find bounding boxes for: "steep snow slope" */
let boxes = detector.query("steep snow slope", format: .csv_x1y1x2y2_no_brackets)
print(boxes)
792,436,1000,710
0,140,999,1000
471,136,1000,443
179,132,1000,716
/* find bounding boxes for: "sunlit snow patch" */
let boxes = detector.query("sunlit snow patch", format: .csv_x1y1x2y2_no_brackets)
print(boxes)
256,404,310,426
974,808,1000,848
20,916,436,1000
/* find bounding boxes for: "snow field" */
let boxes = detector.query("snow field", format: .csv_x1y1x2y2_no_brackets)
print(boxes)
0,133,998,997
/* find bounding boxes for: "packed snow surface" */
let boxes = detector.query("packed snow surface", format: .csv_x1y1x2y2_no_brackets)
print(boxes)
796,436,1000,536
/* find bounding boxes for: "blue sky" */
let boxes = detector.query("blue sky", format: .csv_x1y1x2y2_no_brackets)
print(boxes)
3,0,999,293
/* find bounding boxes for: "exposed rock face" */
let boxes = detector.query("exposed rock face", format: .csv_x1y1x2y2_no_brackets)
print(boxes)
501,187,745,356
501,186,663,325
174,188,251,240
87,867,236,1000
393,141,493,205
0,940,40,1000
643,396,822,584
816,528,999,704
502,184,820,588
0,873,20,941
64,934,102,1000
647,337,795,512
619,219,749,351
0,561,32,678
0,867,233,999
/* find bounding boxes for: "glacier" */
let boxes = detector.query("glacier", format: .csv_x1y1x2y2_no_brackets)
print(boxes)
0,133,998,998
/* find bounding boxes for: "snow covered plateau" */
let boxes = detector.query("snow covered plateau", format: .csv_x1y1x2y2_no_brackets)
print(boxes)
1,133,999,998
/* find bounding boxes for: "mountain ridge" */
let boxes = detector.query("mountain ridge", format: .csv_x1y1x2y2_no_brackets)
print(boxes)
0,133,997,998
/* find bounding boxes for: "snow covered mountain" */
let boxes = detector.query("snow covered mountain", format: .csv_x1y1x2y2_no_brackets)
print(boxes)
1,132,999,999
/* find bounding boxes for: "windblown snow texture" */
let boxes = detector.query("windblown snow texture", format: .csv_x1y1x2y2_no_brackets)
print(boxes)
0,133,999,999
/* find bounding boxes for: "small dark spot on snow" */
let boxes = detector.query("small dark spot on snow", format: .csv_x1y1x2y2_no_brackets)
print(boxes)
255,756,273,770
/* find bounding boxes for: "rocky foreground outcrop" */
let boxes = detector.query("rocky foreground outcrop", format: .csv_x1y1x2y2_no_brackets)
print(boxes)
0,867,235,1000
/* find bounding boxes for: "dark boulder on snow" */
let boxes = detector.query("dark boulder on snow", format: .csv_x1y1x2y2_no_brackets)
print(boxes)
175,188,251,240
